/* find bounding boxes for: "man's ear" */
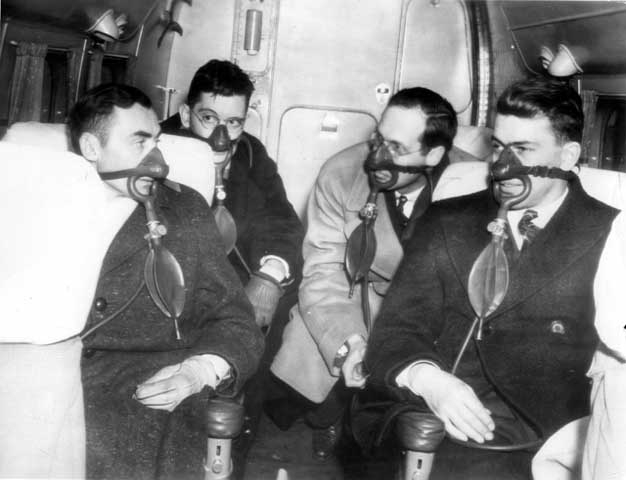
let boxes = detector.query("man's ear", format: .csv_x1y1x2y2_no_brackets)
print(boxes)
425,145,445,167
179,104,191,129
78,132,101,163
559,141,581,171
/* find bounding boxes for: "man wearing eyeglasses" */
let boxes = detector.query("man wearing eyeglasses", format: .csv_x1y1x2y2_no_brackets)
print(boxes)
271,87,489,459
161,60,303,452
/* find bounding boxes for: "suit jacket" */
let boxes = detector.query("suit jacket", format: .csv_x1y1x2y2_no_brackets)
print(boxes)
366,180,619,440
81,184,263,479
271,142,489,402
161,114,304,287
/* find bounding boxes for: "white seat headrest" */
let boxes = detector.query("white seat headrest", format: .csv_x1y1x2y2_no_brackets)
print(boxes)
453,125,493,162
3,122,70,151
578,166,626,210
1,122,215,206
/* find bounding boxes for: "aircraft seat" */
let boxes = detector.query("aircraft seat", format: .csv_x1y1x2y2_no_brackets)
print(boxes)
0,124,244,479
450,125,493,163
395,164,626,480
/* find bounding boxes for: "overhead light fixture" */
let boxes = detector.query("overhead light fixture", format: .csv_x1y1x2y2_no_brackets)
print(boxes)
538,44,584,77
85,8,120,42
538,46,555,70
548,44,583,77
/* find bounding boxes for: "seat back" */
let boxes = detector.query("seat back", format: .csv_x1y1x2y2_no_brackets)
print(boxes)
2,122,216,206
578,166,626,210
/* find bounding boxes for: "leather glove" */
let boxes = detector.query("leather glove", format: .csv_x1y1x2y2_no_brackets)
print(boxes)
405,364,494,443
134,357,217,412
244,271,284,328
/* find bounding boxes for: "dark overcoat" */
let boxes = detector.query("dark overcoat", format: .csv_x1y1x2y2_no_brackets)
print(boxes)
161,114,304,287
364,180,619,479
81,184,263,480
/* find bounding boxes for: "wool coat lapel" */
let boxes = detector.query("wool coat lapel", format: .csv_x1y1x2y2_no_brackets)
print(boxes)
98,190,176,277
441,190,497,312
344,172,403,282
495,180,613,319
441,180,615,323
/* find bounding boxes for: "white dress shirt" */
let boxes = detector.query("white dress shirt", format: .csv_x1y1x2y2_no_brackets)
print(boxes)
394,184,426,219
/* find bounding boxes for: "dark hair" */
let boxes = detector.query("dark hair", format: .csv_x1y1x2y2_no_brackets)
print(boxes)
496,76,583,143
387,87,457,154
68,83,152,153
187,59,255,107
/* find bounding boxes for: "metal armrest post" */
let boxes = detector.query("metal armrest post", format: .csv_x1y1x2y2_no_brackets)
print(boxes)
396,412,445,480
205,397,245,480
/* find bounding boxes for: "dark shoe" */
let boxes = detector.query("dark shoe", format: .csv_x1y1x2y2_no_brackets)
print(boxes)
312,423,340,461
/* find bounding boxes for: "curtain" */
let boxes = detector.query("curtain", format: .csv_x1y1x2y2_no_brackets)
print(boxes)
8,42,48,125
581,90,599,168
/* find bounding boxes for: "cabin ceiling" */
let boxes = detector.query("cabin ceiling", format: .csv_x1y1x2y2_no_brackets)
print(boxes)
2,0,159,36
499,1,626,75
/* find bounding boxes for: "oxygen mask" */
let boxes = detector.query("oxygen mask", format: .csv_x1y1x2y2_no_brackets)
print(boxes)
98,146,173,203
207,124,238,168
363,132,430,190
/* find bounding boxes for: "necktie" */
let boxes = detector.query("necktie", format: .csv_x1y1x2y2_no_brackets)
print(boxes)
396,195,409,225
518,209,540,244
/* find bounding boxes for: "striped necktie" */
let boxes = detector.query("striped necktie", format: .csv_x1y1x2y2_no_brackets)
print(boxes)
518,209,540,244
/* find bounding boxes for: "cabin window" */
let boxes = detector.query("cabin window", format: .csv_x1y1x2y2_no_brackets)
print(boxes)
42,50,69,123
101,55,128,85
597,97,626,172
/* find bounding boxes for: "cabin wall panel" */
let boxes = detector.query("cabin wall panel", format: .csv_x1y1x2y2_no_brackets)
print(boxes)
277,108,377,219
265,0,404,218
399,0,472,123
133,0,175,119
166,0,237,116
267,0,403,159
485,2,528,127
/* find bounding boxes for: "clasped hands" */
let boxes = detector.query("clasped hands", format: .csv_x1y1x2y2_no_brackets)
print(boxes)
134,357,218,412
405,363,495,443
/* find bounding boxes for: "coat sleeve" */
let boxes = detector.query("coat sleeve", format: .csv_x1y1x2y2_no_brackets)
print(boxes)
364,207,447,390
297,157,371,373
239,135,304,278
187,188,264,395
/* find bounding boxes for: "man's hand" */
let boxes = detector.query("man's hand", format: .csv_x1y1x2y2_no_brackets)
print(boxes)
407,364,494,443
341,335,368,388
245,272,283,328
134,359,217,412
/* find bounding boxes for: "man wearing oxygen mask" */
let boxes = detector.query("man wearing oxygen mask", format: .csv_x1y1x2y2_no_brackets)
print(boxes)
69,84,263,480
271,87,489,459
161,59,303,447
364,76,619,479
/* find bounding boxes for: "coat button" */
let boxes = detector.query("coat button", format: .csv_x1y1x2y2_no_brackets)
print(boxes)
94,297,108,312
83,348,95,359
550,320,566,335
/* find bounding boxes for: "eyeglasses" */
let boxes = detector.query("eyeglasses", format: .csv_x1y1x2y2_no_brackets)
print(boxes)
369,131,422,158
190,109,245,133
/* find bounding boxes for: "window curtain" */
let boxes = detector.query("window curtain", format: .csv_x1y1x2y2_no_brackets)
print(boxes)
581,90,598,168
8,42,48,125
86,49,104,90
